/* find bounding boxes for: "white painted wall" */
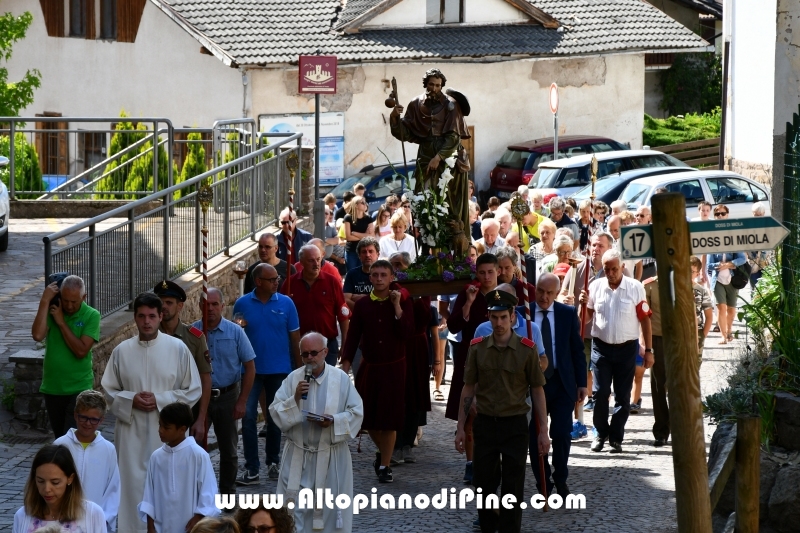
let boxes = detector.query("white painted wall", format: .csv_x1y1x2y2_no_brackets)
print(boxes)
729,0,776,166
364,0,428,27
3,0,243,127
463,0,528,24
250,54,645,192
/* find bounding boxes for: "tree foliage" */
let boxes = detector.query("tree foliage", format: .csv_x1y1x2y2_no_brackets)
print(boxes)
0,11,42,116
0,132,44,197
94,112,148,199
659,52,722,116
177,132,207,197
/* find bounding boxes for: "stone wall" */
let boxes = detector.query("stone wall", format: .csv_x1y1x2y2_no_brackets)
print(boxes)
10,350,48,430
725,157,774,191
11,200,162,219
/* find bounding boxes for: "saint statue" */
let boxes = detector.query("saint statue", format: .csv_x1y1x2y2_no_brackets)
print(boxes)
389,68,472,234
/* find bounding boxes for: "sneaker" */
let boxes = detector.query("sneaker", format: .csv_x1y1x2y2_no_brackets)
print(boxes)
570,421,588,440
609,441,623,453
378,467,393,483
391,449,403,466
235,471,260,486
463,462,473,484
591,437,605,452
402,445,417,463
267,463,280,480
629,400,641,414
373,453,381,476
584,398,595,411
592,426,599,438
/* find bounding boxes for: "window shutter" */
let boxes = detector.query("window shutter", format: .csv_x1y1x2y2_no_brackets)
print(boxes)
39,0,65,37
35,116,46,174
86,0,96,39
57,121,69,176
117,0,146,43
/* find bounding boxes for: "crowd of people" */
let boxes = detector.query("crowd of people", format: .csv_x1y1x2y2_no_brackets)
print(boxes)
22,177,767,533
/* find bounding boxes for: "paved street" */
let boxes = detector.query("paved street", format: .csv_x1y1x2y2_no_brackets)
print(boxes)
0,307,744,531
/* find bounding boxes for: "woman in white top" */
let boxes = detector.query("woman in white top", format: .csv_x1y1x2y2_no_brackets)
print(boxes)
375,205,393,237
14,444,106,533
529,218,557,263
379,212,418,262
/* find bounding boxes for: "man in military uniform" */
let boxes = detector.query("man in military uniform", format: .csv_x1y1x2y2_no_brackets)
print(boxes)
154,280,212,447
455,289,550,533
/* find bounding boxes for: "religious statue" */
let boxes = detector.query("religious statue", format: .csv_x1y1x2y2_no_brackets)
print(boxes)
389,68,472,237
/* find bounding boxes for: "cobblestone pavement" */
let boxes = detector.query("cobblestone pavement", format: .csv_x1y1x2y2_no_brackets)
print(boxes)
0,322,745,532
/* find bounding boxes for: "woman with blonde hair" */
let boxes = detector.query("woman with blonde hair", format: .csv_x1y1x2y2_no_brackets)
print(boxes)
343,194,374,270
379,212,418,261
190,516,241,533
14,445,105,533
375,204,393,237
529,218,557,262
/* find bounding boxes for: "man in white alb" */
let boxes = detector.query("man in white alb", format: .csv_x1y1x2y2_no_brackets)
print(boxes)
101,292,201,533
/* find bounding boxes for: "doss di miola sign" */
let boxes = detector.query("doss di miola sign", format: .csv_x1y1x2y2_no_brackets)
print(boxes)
299,56,338,94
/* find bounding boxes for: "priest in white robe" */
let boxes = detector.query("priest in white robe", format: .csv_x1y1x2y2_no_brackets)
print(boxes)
269,332,363,533
101,293,201,533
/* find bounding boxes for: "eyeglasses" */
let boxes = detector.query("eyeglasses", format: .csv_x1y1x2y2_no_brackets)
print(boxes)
258,276,282,284
300,349,325,358
77,414,102,425
556,250,571,256
635,213,647,219
245,526,276,533
280,220,292,226
402,204,410,208
714,212,727,217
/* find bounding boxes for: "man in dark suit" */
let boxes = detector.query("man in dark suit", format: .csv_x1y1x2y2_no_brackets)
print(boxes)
529,272,587,496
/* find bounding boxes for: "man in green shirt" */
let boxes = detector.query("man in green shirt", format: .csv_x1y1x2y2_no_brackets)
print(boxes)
32,275,101,438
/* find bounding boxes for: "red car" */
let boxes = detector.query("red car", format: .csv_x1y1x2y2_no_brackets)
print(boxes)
488,136,628,199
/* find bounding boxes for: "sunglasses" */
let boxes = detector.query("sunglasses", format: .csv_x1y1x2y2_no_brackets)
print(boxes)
245,527,276,533
301,349,325,358
714,212,727,217
280,220,292,225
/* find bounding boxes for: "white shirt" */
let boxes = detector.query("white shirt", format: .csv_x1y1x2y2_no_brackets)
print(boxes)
476,236,506,254
534,303,557,368
54,429,121,532
379,234,418,261
14,500,106,533
587,275,647,344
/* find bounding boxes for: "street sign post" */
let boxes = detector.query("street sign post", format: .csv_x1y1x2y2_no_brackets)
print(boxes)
620,216,789,259
299,55,338,238
549,83,559,160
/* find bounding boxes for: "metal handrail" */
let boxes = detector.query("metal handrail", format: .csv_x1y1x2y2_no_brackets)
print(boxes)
43,131,304,317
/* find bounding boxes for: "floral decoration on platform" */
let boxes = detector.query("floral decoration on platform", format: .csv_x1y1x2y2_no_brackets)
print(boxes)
396,252,476,283
409,156,458,248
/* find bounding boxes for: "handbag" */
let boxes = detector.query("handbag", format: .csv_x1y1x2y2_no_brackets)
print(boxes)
730,262,751,289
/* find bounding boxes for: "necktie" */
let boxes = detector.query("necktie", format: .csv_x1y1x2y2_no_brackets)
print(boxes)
541,309,554,379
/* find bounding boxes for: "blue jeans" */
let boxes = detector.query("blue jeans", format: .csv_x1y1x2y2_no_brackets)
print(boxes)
243,373,287,475
345,249,361,271
591,338,637,444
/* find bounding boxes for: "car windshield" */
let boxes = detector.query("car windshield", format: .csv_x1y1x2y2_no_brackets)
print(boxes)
497,149,535,170
330,175,374,198
620,183,651,207
571,177,623,200
528,168,561,189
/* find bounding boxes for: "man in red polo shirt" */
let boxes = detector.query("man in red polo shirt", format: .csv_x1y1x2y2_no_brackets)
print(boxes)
293,238,343,284
281,244,350,366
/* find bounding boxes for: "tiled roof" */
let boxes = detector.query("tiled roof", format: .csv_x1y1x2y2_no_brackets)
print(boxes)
153,0,708,67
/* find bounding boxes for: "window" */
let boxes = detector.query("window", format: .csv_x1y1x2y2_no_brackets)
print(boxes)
529,168,560,189
497,149,532,170
79,132,107,173
35,113,69,176
101,0,118,39
70,0,87,37
597,159,625,178
558,168,588,188
663,179,705,207
427,0,464,24
620,183,651,207
749,183,769,202
707,177,753,205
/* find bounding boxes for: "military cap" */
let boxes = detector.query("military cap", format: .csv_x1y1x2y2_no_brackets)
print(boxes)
485,289,518,311
153,279,186,302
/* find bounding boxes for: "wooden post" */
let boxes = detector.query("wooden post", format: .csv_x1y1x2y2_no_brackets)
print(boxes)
735,415,760,533
651,192,713,532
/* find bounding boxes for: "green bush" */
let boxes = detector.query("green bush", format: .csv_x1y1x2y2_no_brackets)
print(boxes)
94,112,147,199
123,138,176,200
642,108,721,147
659,52,722,116
0,132,45,198
177,132,207,197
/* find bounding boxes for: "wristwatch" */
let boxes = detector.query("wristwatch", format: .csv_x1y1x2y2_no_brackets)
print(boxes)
645,348,654,354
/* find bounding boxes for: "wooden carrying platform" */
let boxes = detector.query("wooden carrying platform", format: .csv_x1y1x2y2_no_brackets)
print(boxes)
399,278,471,297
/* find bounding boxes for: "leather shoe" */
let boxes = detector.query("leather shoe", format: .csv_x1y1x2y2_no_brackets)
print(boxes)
609,441,623,453
555,482,570,496
653,438,667,447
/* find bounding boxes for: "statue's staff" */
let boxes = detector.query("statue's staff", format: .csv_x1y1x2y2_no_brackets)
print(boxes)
385,77,409,190
510,195,549,511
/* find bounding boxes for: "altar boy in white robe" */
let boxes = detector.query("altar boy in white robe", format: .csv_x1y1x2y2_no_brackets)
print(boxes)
138,402,219,533
102,292,201,533
269,331,364,533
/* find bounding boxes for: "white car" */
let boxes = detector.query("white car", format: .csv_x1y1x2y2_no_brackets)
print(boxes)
0,155,9,252
528,149,690,199
619,170,771,219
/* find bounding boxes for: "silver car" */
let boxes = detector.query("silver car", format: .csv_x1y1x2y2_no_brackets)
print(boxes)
0,156,9,251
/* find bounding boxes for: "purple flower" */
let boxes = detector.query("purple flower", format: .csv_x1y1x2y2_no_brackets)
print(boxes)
469,263,477,272
442,270,455,282
396,271,408,281
437,251,447,260
455,265,465,272
446,253,453,260
465,256,475,264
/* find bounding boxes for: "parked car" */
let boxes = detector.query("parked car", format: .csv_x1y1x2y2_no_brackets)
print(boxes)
570,166,699,206
488,136,628,199
528,149,690,199
329,161,416,213
0,156,9,251
619,170,771,219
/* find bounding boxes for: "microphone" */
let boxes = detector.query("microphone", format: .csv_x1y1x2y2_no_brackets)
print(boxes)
301,364,313,400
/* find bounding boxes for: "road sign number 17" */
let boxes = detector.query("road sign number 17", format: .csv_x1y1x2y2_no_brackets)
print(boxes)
621,227,653,258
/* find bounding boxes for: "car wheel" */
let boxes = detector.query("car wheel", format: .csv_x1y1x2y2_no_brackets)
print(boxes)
0,230,8,252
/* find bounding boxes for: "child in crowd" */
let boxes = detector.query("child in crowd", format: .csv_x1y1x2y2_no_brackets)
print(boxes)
53,389,120,532
690,256,714,366
139,402,219,533
487,196,500,212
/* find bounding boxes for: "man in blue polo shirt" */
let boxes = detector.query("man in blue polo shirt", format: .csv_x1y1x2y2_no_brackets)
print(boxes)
233,263,301,485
